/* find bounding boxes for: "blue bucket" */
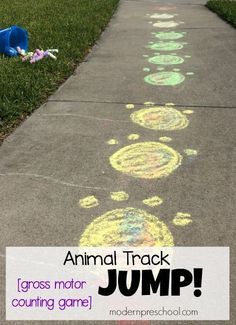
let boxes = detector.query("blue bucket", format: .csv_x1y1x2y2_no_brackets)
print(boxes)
0,25,28,57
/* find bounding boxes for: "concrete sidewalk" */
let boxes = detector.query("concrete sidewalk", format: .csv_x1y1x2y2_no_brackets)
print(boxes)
0,0,235,323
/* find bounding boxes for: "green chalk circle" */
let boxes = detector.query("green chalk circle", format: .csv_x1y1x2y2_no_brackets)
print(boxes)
148,55,184,65
149,42,184,51
144,72,185,86
154,32,185,40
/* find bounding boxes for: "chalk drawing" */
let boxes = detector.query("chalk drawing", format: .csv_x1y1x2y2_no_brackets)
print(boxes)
184,149,198,156
144,72,185,86
143,196,163,207
153,21,183,28
154,31,185,40
173,212,192,226
144,101,155,106
128,134,140,140
79,207,174,246
159,136,172,142
109,142,182,179
148,42,185,51
148,54,184,65
126,104,135,109
79,195,99,209
107,139,119,145
110,191,129,201
155,6,177,11
130,106,189,131
78,10,195,251
150,13,176,19
183,110,194,114
0,172,107,190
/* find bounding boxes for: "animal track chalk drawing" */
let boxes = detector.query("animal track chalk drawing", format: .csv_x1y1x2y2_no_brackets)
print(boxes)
78,9,196,251
143,196,163,207
148,54,184,65
79,207,174,247
173,212,193,226
153,31,186,40
153,21,184,28
78,193,193,247
109,141,182,179
148,41,186,51
144,71,185,86
154,6,177,11
110,191,129,201
130,104,191,131
150,13,177,19
79,196,99,208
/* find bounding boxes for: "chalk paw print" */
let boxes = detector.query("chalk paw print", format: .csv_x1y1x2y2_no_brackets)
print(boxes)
152,21,185,28
105,103,198,180
126,102,194,131
144,68,194,86
78,193,192,247
147,13,179,20
143,53,191,66
108,140,182,179
151,31,187,40
147,40,188,51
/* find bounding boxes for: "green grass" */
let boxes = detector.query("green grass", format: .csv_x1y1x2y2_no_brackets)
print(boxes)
0,0,119,139
206,0,236,28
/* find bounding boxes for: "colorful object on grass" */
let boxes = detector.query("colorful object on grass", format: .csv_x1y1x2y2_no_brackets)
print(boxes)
0,26,28,57
17,47,33,61
30,48,58,63
17,47,58,63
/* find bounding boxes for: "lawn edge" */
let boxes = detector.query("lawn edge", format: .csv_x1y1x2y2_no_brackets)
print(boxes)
0,1,120,144
206,1,236,29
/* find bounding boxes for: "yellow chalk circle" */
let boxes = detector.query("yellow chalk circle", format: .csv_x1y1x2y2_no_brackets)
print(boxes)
109,142,182,179
128,133,140,140
79,207,174,246
126,104,135,109
107,139,119,145
184,149,198,156
143,196,163,207
130,106,189,131
110,191,129,201
79,195,99,209
159,136,172,142
173,212,192,226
